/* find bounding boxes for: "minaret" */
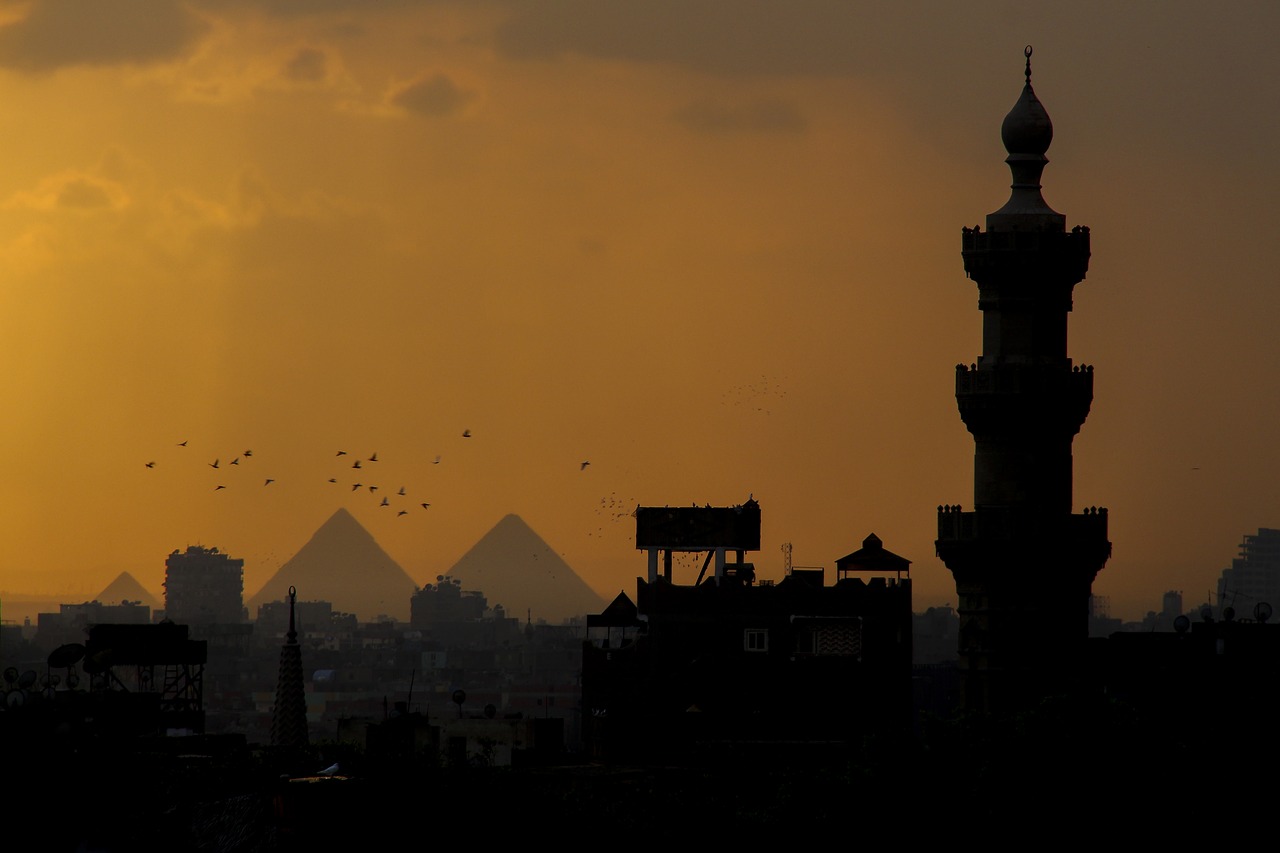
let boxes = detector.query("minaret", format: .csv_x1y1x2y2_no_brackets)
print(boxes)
935,47,1111,714
270,585,309,748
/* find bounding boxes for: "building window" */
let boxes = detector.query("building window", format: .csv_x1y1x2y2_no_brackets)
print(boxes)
744,629,768,652
793,618,863,659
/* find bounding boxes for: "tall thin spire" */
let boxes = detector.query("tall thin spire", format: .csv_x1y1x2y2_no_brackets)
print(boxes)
271,585,309,748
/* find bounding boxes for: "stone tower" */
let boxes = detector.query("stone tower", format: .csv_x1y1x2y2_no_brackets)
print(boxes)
935,48,1111,714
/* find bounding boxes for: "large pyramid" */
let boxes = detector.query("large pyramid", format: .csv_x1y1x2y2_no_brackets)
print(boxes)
248,508,419,622
95,572,161,610
445,514,605,624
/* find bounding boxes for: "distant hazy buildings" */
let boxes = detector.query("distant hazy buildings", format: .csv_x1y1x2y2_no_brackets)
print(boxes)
1216,528,1280,619
164,545,248,625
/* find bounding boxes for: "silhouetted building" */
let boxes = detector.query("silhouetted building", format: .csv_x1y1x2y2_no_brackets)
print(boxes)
935,49,1111,714
583,498,912,764
164,545,248,626
914,604,960,665
1216,528,1280,620
1093,606,1280,750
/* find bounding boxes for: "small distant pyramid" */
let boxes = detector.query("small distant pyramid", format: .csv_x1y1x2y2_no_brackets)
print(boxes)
95,572,161,610
446,514,605,624
248,508,418,622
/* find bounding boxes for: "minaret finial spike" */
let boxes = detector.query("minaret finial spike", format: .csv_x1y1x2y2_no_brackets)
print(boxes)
1024,45,1033,84
287,584,298,643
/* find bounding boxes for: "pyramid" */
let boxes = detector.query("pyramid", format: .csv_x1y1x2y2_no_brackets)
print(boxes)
95,571,161,610
445,514,605,624
248,508,419,622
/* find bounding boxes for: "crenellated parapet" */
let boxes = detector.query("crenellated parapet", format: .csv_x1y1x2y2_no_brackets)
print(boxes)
935,504,1111,578
961,225,1090,292
954,361,1093,436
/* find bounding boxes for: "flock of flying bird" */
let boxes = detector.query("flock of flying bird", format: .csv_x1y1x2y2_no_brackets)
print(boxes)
142,431,596,522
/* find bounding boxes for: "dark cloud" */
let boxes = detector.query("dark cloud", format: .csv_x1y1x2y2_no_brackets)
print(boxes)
241,0,431,15
393,73,474,117
673,98,806,134
0,0,209,72
283,47,328,83
492,0,882,77
56,178,114,210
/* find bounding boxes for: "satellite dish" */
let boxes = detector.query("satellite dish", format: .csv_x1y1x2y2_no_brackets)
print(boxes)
1200,606,1214,623
1174,614,1191,634
6,690,23,708
1255,602,1273,624
452,689,466,707
48,643,85,669
66,673,80,690
3,667,17,685
17,670,37,690
1223,606,1235,622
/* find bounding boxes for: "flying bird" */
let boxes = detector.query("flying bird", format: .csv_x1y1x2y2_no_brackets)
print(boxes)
433,456,442,464
209,459,220,469
352,483,363,491
398,510,408,517
380,497,389,507
462,430,471,438
421,503,431,509
336,450,347,456
177,440,188,447
215,485,226,490
369,452,378,462
352,460,362,469
264,479,274,486
328,478,338,484
145,461,156,469
230,457,240,465
244,450,252,457
397,487,406,496
580,461,590,470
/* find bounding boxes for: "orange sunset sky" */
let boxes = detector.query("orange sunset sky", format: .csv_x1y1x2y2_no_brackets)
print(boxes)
0,1,1276,623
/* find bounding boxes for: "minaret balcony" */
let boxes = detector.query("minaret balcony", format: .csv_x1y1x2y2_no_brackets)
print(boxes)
962,226,1090,287
935,504,1112,569
955,362,1093,435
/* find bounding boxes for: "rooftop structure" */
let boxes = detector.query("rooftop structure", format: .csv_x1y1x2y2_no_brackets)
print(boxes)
583,498,912,764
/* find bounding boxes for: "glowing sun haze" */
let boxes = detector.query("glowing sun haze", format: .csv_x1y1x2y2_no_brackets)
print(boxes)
0,1,1276,623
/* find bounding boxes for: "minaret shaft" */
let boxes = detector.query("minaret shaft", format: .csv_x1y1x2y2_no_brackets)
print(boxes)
935,49,1111,714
